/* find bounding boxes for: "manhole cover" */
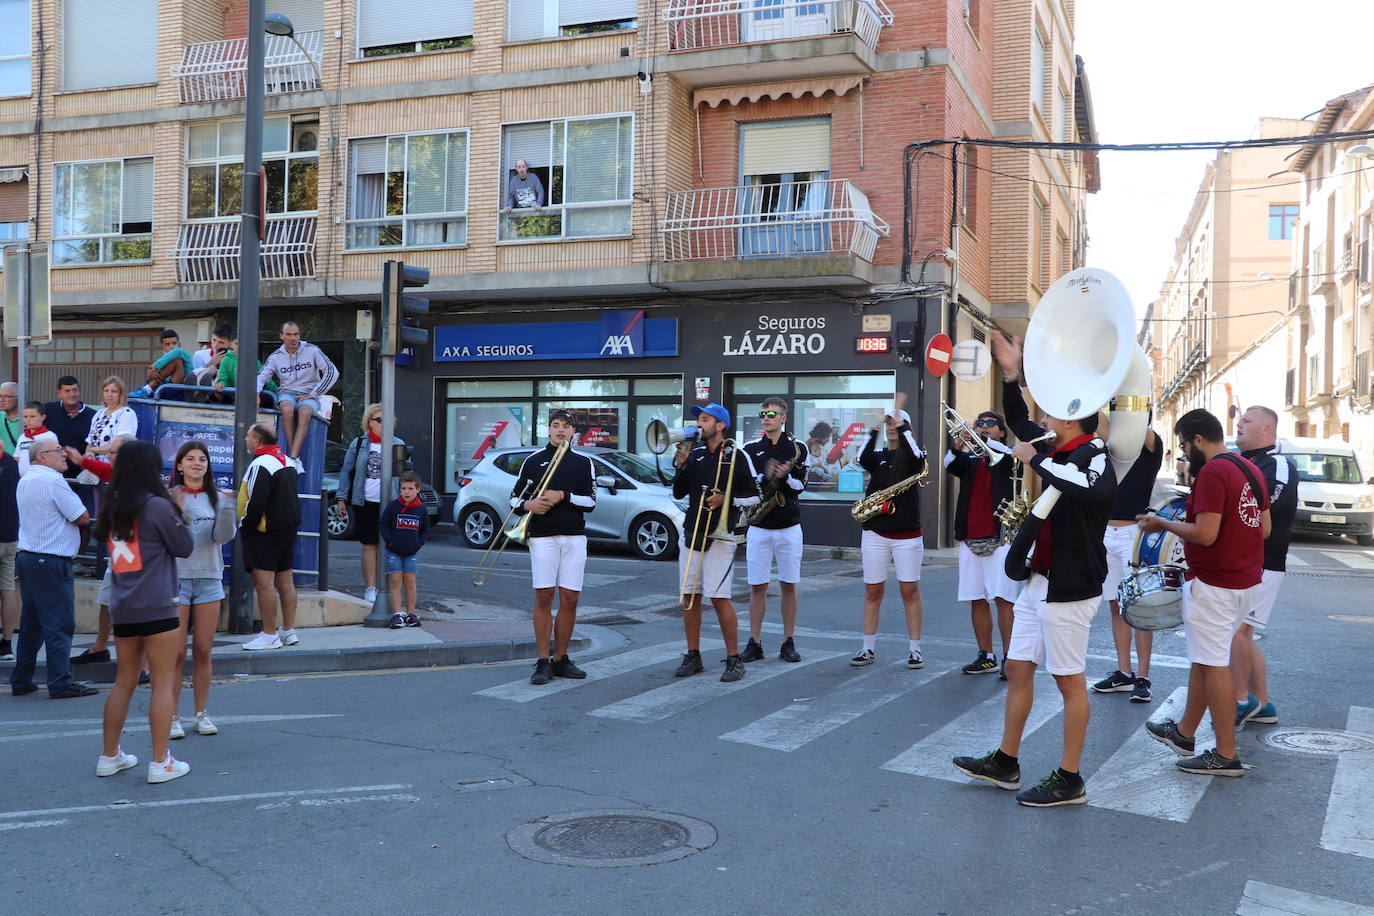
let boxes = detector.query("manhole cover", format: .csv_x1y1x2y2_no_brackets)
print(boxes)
1260,728,1374,756
507,809,716,868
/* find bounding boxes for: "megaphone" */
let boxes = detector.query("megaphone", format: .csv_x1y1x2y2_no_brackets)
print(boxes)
646,419,701,455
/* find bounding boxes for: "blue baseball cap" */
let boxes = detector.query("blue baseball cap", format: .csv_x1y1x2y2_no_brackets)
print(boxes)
691,403,731,426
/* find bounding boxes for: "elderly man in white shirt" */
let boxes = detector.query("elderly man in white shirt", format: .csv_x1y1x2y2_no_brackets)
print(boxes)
8,438,97,699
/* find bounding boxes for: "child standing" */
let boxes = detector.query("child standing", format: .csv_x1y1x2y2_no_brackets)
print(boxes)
15,402,59,476
379,471,428,629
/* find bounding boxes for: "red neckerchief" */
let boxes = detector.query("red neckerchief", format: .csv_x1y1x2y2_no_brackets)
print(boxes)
180,484,206,494
254,445,287,466
28,425,50,437
368,428,382,444
397,496,423,509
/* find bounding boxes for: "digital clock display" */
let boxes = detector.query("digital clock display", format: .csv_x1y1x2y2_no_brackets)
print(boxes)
854,335,890,354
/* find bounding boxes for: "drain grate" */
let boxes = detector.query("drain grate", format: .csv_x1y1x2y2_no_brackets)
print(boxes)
507,809,716,868
444,775,533,793
1260,728,1374,756
579,614,644,626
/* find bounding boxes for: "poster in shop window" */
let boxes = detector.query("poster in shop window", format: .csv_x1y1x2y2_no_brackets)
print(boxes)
800,405,888,495
455,406,526,469
568,407,620,449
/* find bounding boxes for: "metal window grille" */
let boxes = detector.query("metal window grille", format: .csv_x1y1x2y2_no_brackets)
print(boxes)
171,216,316,283
663,0,892,52
172,31,324,104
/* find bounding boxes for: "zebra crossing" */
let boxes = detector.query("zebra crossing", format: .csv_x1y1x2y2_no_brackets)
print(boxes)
1285,546,1374,570
476,640,1374,853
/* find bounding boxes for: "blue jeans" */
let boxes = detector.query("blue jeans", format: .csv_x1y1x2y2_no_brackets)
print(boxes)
10,552,76,696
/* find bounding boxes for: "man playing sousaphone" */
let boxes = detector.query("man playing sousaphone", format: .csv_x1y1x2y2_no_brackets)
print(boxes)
850,394,928,670
741,397,809,664
672,404,761,682
509,411,597,686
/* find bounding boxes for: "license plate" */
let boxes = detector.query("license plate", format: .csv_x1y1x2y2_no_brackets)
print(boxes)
1311,514,1346,524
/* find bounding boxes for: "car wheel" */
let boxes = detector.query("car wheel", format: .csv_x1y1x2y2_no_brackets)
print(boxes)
460,504,499,549
1357,534,1373,547
631,513,677,560
326,501,355,540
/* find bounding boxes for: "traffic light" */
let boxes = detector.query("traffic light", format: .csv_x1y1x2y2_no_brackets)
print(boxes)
381,260,430,356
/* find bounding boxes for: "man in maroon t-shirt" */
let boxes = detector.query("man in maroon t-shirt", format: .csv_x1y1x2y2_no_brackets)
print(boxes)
1137,409,1270,777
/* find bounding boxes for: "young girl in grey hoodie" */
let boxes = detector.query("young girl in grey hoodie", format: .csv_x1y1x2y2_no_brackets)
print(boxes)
169,441,237,739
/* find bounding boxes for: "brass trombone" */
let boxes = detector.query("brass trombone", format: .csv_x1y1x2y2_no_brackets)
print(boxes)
679,438,737,609
470,440,569,586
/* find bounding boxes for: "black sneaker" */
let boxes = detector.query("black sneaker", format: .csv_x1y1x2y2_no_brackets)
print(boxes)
529,658,553,685
1145,717,1195,756
720,655,746,683
998,659,1007,681
962,652,997,675
1091,669,1135,693
1130,677,1152,703
952,750,1021,790
71,648,110,665
550,655,586,679
1176,748,1244,777
906,649,925,669
1015,769,1087,807
740,638,765,662
850,649,875,667
674,650,704,678
778,638,801,663
0,638,12,661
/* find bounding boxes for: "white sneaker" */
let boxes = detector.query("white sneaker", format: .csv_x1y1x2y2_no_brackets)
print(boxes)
279,629,299,646
194,712,218,736
96,749,137,777
364,586,378,603
242,632,283,651
906,650,925,670
148,754,189,784
169,716,185,740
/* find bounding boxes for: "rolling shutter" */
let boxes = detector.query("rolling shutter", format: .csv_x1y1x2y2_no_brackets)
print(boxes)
741,121,830,176
270,0,322,32
358,0,473,48
63,0,157,91
558,0,636,27
504,123,552,171
0,175,26,223
119,158,154,225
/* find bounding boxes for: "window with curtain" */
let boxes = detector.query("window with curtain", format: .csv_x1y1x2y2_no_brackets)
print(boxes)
63,0,156,91
0,0,30,97
358,0,474,56
185,116,319,220
51,157,153,265
507,0,637,42
499,115,633,241
346,131,469,249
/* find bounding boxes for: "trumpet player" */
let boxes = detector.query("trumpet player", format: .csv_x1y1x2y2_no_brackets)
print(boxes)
741,397,808,664
852,406,927,670
943,410,1019,677
511,411,597,686
672,404,761,682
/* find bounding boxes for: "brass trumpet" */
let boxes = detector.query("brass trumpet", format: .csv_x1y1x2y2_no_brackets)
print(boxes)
992,430,1055,543
679,438,737,609
942,401,996,462
470,439,569,586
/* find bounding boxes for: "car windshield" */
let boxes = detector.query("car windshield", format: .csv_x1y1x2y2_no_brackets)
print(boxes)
1287,452,1364,484
599,451,670,484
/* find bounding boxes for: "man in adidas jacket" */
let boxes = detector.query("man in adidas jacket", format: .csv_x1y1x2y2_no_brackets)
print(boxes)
255,322,339,461
237,424,301,651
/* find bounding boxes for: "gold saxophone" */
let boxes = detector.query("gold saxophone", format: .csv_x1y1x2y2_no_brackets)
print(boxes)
850,465,929,522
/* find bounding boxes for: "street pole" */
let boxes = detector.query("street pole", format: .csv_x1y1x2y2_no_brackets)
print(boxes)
363,263,397,627
229,0,266,634
15,246,28,409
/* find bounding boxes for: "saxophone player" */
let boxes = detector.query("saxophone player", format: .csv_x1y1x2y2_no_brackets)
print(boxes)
741,397,809,664
851,405,928,670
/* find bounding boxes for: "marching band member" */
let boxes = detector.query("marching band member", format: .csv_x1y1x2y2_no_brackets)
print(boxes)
954,333,1116,807
741,397,809,664
672,404,761,682
1090,415,1163,703
1231,406,1297,727
1140,409,1269,777
851,403,928,670
944,410,1019,678
510,411,596,686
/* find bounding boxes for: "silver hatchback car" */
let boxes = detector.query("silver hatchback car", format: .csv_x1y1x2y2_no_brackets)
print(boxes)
455,447,687,560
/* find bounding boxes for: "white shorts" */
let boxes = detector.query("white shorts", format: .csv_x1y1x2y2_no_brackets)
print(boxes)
528,535,588,592
679,536,737,601
746,525,802,586
1006,573,1100,676
1182,577,1257,666
1101,524,1138,600
956,541,1021,603
861,530,923,584
1243,569,1285,630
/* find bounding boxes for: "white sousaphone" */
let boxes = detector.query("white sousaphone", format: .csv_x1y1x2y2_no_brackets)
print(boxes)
1005,267,1152,580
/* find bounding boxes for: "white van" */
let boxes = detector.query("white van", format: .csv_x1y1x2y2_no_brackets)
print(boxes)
1279,437,1374,547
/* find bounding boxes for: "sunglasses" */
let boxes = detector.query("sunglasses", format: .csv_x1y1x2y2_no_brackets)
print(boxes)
975,419,1000,428
369,417,381,424
758,410,784,419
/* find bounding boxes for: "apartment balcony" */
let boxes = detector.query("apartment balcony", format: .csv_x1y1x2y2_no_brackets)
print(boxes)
661,0,889,88
172,31,323,104
172,217,316,283
657,178,889,285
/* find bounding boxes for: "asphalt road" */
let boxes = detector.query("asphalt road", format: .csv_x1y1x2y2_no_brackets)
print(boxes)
4,536,1373,914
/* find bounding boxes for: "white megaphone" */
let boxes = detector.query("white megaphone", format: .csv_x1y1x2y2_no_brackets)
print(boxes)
646,419,701,455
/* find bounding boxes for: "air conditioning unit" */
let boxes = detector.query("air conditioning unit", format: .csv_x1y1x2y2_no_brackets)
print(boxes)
292,122,319,153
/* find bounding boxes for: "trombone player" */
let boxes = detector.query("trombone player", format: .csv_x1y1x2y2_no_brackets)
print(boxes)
510,410,597,686
672,403,761,682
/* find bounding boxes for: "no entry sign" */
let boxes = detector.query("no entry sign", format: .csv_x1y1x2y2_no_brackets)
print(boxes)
925,333,953,377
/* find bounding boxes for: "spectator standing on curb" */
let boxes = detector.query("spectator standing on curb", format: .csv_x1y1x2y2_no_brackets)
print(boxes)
0,450,17,661
237,423,301,651
94,440,193,784
8,437,94,698
16,402,59,476
43,377,96,563
0,382,21,456
169,441,236,738
380,471,429,629
256,322,338,461
338,404,407,604
85,377,139,459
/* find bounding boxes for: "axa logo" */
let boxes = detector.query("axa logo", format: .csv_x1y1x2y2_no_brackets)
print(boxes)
601,334,636,356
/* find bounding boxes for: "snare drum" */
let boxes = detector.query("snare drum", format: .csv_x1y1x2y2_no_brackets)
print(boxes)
1132,496,1188,569
1119,565,1186,630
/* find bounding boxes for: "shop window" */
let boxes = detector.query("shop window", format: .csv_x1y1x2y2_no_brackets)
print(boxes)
499,115,633,241
447,379,533,398
347,130,469,250
186,116,319,220
538,378,629,397
51,158,153,265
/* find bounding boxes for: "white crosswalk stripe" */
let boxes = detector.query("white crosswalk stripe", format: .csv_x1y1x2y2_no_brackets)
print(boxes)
587,649,846,723
720,660,960,752
1321,705,1374,860
475,640,724,703
1285,552,1309,567
1237,880,1374,915
1326,551,1374,570
1086,686,1217,822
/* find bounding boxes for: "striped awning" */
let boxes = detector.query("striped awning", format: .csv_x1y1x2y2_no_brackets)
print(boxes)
694,75,865,109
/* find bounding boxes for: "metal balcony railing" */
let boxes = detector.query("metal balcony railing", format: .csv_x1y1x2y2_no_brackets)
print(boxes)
172,30,324,104
660,179,889,263
172,217,316,283
664,0,892,52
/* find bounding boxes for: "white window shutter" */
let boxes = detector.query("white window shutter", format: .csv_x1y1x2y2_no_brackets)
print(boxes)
741,121,831,176
352,138,387,175
564,117,631,203
63,0,157,91
507,0,545,41
269,0,322,32
120,158,154,225
558,0,636,27
504,123,552,170
358,0,473,48
446,133,468,212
